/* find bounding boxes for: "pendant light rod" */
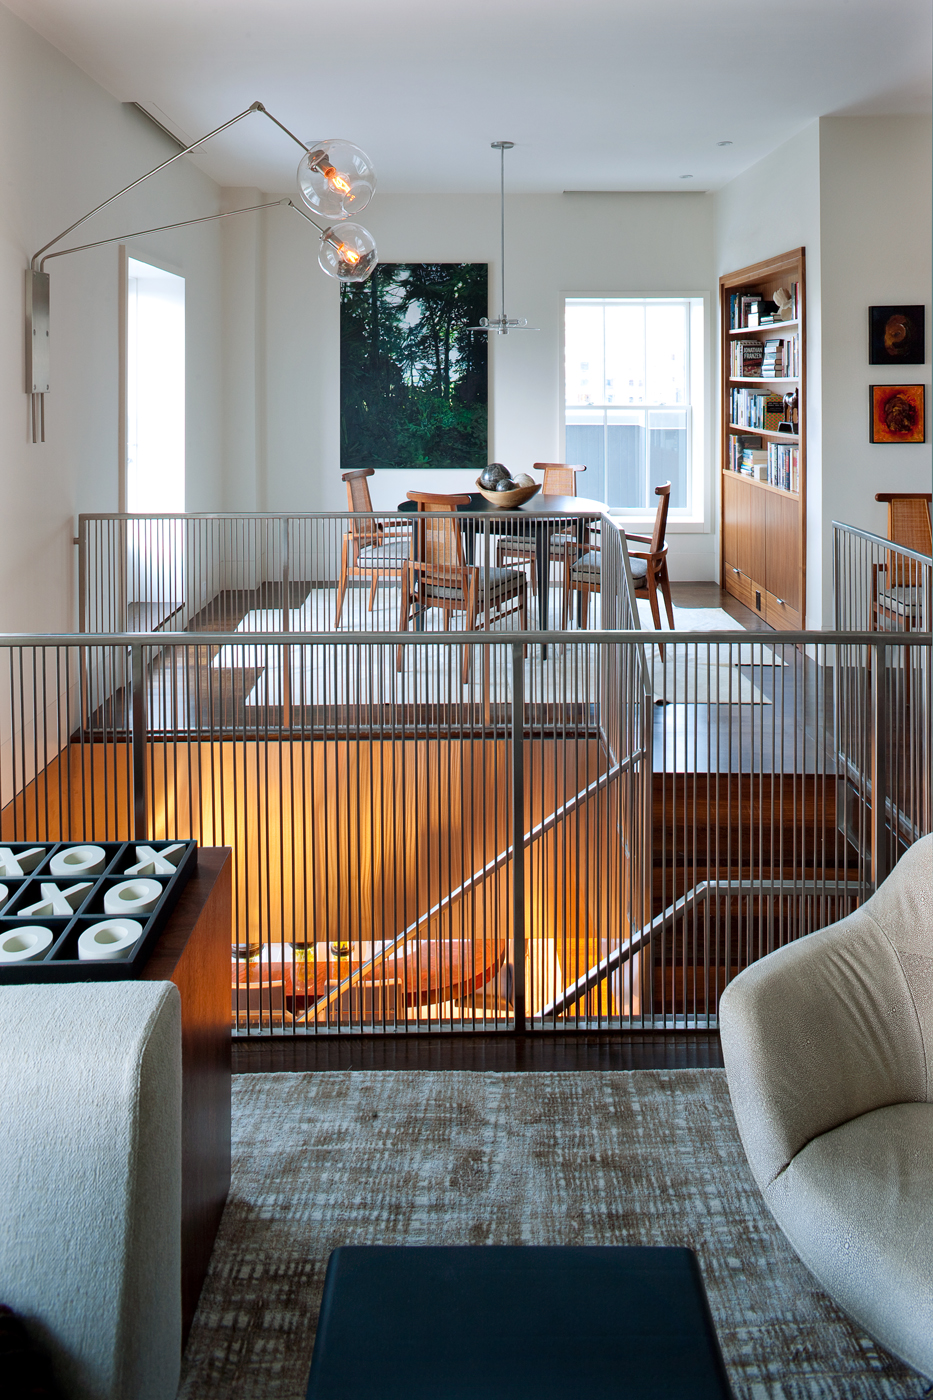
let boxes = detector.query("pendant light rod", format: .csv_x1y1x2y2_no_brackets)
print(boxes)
38,198,297,270
494,139,512,325
469,139,536,336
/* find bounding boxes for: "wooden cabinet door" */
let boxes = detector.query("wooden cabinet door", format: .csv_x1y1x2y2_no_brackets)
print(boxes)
765,491,801,612
748,484,767,587
722,473,751,576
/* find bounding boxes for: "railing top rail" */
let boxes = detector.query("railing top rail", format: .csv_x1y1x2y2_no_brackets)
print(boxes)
1,629,930,648
833,519,933,565
77,507,616,523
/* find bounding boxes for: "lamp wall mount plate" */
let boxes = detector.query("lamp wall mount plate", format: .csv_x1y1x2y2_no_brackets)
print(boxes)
25,101,378,442
468,140,537,338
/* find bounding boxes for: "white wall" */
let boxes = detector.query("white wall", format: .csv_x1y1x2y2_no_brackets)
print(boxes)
716,116,932,629
249,190,719,578
0,1,223,630
715,122,824,624
819,115,932,624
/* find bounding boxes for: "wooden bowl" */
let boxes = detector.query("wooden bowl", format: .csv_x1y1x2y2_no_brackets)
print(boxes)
475,479,541,509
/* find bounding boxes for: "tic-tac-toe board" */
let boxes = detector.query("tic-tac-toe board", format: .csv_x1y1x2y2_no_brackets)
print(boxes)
0,840,198,982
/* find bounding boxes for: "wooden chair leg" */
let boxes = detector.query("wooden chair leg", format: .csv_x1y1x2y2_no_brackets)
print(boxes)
579,585,590,629
368,571,379,611
658,562,675,630
645,576,665,660
334,538,351,625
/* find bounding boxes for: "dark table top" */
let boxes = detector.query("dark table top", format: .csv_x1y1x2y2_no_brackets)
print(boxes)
306,1245,734,1400
397,492,605,518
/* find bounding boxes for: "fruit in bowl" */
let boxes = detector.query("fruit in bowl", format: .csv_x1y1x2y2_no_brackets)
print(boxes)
479,462,511,489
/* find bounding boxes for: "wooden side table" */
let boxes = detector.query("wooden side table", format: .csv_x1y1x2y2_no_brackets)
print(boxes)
144,846,232,1342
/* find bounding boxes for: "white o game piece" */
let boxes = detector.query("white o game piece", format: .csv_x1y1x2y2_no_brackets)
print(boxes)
103,878,162,917
0,926,54,962
49,845,107,878
78,919,143,962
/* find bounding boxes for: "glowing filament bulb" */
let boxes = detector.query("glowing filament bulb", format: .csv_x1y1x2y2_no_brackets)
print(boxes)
318,222,377,282
297,140,375,220
329,236,360,265
322,166,353,199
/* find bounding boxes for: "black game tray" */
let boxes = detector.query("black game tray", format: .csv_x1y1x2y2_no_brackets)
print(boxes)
0,840,198,983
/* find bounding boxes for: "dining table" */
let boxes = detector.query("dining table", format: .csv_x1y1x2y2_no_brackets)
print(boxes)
397,492,605,635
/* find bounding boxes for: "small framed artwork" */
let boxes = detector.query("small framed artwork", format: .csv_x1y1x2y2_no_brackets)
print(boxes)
869,305,925,365
870,384,925,444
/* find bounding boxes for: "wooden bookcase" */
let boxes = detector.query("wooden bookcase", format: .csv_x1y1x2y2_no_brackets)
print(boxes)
719,248,806,628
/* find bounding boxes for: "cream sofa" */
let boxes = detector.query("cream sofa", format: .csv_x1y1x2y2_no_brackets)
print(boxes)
719,834,933,1380
0,982,182,1400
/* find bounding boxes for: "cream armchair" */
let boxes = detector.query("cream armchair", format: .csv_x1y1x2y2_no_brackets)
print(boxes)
719,835,933,1381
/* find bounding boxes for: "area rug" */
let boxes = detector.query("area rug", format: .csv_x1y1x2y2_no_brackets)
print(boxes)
178,1070,924,1400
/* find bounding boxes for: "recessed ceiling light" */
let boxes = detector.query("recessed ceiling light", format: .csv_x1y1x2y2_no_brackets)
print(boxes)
679,174,693,180
716,141,733,147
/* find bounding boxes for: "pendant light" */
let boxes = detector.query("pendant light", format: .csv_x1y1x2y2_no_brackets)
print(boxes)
470,141,538,336
25,102,379,441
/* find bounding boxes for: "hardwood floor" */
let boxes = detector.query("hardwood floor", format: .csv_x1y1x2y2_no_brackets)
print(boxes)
232,1031,725,1073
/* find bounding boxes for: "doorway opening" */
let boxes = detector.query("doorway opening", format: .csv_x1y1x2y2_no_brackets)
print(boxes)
125,256,186,629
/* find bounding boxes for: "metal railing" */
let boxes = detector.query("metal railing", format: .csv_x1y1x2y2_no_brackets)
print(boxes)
0,513,921,1035
2,622,928,1034
833,521,932,878
76,508,630,638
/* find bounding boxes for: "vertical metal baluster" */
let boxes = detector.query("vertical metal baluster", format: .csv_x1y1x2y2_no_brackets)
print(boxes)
510,640,526,1033
131,642,148,839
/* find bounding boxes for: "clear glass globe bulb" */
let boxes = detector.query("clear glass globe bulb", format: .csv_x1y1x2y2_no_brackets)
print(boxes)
297,139,376,220
318,223,378,282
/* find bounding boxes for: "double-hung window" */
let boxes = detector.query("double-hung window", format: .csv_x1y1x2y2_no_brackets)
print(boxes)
564,297,704,517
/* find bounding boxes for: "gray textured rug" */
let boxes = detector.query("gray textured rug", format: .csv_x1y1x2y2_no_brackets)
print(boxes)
179,1070,924,1400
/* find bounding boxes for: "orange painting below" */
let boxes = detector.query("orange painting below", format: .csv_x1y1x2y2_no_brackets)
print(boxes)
870,384,925,444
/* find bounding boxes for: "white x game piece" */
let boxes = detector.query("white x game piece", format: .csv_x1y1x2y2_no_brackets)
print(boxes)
124,843,186,876
18,882,93,918
0,847,45,878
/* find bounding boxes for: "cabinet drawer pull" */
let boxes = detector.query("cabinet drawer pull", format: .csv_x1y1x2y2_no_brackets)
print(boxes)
775,597,785,605
732,567,741,575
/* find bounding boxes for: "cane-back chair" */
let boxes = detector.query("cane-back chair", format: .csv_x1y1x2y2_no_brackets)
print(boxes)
398,490,527,683
334,468,410,626
495,462,587,593
562,482,674,633
872,492,932,633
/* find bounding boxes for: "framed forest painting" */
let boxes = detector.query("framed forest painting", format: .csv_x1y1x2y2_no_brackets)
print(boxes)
340,263,488,470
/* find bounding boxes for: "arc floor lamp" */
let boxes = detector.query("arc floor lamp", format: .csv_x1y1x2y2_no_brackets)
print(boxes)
25,101,378,442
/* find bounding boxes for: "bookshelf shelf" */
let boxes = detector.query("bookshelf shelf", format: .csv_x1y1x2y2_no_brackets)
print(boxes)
720,248,806,629
728,320,799,337
722,469,800,501
729,376,797,386
727,423,799,443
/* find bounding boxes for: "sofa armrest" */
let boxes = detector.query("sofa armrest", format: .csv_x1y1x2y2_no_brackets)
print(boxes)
720,907,926,1190
0,982,182,1400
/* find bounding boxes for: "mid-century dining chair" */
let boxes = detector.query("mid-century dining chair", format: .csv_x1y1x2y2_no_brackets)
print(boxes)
496,462,587,592
872,491,932,633
334,468,410,626
398,490,527,683
562,482,674,632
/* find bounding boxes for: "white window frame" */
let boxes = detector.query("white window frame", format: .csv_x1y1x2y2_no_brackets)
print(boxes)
561,294,710,532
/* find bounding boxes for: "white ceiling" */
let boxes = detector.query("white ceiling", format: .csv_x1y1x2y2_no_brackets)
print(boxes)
8,0,932,195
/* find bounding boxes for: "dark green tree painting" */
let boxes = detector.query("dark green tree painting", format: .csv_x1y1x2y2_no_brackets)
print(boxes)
340,263,488,470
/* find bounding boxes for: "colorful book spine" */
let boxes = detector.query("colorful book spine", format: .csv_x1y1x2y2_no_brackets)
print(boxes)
766,443,800,492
